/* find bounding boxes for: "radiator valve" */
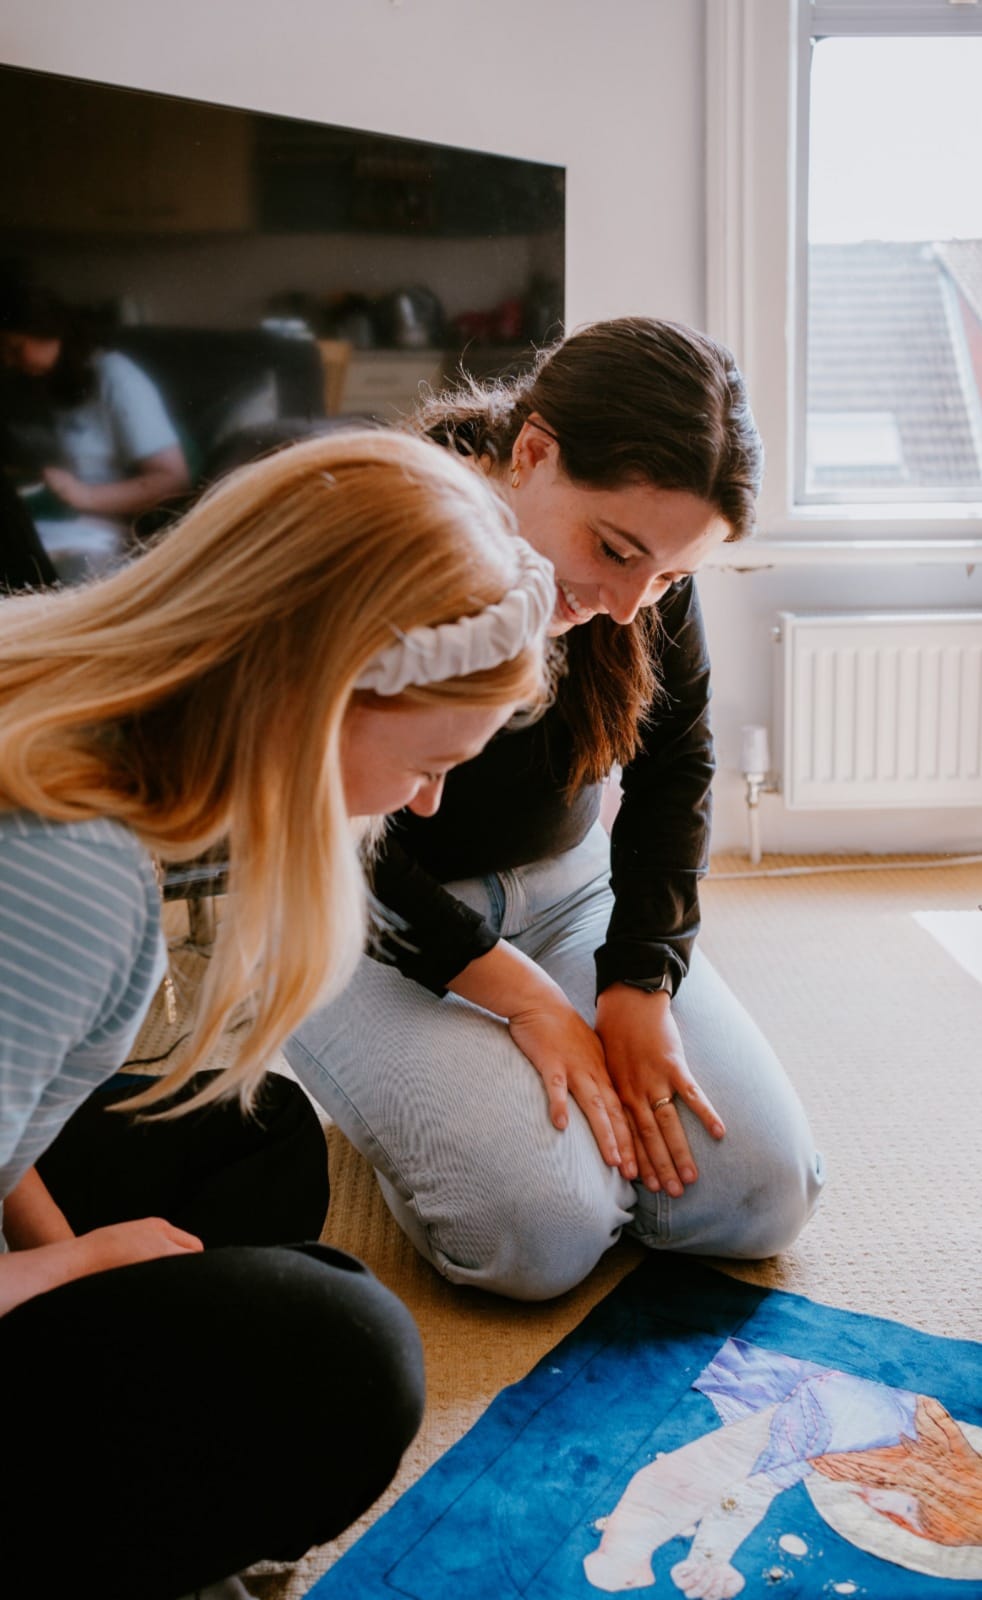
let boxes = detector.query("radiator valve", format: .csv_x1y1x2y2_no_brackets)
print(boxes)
740,724,778,864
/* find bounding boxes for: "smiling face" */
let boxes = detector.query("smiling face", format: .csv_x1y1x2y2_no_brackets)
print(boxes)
341,698,521,819
508,417,731,634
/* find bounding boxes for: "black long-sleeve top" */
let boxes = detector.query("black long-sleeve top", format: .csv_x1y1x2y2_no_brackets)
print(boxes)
372,576,714,998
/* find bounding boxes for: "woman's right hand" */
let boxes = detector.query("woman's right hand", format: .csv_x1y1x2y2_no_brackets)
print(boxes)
78,1217,204,1275
507,997,638,1180
448,942,637,1180
0,1216,203,1319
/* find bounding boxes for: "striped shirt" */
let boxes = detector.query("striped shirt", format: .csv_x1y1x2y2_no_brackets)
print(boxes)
0,811,165,1209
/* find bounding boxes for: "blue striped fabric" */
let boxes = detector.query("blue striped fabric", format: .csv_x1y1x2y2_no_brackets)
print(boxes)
0,810,165,1206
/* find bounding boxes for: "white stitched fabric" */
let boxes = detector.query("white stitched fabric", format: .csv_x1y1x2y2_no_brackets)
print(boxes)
356,538,554,695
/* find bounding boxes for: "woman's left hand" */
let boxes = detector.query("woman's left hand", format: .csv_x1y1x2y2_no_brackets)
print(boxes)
595,982,725,1197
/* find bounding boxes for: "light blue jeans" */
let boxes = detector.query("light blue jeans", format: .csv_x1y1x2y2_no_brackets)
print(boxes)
286,825,824,1301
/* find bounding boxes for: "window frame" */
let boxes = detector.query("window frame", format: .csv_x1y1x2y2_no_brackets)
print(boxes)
705,0,982,550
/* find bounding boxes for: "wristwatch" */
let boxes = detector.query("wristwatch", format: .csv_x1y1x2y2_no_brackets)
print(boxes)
622,973,675,999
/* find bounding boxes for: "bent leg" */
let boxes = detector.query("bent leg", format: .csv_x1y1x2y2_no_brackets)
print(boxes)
285,956,635,1301
287,836,822,1299
522,877,824,1261
37,1070,330,1246
630,949,824,1258
2,1243,423,1600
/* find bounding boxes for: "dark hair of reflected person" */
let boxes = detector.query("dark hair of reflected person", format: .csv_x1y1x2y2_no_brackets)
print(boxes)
411,317,763,789
0,283,97,406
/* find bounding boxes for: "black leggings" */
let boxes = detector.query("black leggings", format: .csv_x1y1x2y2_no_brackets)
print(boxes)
38,1069,331,1246
6,1074,425,1599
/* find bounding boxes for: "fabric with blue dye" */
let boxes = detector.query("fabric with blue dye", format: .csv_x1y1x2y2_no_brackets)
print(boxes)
306,1257,982,1600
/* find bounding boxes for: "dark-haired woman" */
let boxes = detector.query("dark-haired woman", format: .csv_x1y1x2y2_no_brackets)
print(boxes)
0,286,189,577
286,318,824,1301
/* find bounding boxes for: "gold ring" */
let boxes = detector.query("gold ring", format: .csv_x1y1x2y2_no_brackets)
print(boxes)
653,1095,674,1111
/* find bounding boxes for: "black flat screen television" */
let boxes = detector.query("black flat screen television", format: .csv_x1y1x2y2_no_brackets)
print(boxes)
0,62,564,578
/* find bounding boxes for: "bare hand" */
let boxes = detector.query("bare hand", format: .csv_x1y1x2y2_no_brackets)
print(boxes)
81,1216,204,1274
43,465,93,511
448,941,637,1179
508,998,638,1180
595,983,725,1197
0,1216,203,1318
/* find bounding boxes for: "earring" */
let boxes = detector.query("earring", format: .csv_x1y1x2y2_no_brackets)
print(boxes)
510,462,521,489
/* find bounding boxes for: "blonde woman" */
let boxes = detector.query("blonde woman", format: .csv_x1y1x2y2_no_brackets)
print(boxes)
0,430,552,1600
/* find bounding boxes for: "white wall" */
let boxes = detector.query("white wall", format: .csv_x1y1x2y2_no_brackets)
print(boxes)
5,0,980,853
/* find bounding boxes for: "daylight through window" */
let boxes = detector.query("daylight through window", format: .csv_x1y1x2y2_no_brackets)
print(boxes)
803,34,982,507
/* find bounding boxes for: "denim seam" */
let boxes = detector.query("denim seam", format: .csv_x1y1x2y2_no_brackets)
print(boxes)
628,1187,671,1248
483,872,507,930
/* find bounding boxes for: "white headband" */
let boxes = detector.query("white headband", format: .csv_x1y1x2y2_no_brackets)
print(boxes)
355,537,555,697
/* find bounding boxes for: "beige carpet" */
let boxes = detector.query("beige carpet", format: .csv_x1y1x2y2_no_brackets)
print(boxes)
694,852,982,1339
149,856,982,1598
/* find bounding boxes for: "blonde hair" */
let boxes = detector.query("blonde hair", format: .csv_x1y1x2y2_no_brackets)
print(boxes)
0,430,546,1111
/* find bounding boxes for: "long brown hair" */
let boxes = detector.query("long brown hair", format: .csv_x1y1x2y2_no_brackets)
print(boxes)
413,317,763,788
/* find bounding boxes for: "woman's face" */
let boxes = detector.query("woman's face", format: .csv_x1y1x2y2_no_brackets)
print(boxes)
341,698,521,818
508,418,732,635
0,332,62,377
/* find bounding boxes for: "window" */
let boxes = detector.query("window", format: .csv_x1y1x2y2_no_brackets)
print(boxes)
803,29,982,506
706,0,982,540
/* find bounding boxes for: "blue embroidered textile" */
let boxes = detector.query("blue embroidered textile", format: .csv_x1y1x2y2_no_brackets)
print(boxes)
307,1257,982,1599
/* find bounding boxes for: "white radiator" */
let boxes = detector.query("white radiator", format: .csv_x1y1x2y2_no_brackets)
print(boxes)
774,610,982,810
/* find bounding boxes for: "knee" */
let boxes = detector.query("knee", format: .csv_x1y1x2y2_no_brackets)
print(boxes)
294,1244,425,1449
220,1244,424,1473
712,1139,825,1260
433,1165,627,1302
256,1245,425,1546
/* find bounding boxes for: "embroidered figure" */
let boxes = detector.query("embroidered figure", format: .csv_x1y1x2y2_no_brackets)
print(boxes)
584,1337,982,1596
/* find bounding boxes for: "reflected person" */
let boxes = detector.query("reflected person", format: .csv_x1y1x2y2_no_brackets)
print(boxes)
0,284,189,577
